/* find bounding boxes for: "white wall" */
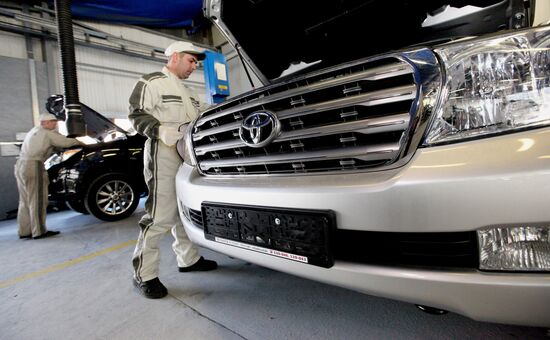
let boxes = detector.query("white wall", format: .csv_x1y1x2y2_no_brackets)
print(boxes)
0,20,206,119
72,45,205,118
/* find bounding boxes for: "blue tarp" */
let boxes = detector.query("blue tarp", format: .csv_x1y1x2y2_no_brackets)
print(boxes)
66,0,203,28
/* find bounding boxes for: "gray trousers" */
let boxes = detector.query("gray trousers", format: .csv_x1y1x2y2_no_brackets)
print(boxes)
132,139,199,282
14,160,48,238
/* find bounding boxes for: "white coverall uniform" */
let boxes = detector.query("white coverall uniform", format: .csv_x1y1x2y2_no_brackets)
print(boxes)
15,125,81,238
129,66,207,282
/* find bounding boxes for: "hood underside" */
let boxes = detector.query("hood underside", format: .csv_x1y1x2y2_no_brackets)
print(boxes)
46,95,128,142
208,0,530,82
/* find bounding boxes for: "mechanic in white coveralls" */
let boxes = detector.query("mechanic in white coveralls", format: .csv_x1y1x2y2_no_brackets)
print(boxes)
128,41,217,299
15,112,82,240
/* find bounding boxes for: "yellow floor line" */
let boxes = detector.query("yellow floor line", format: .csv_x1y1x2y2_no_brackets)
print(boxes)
0,239,136,289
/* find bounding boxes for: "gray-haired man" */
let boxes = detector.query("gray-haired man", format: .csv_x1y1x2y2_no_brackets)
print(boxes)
15,113,81,239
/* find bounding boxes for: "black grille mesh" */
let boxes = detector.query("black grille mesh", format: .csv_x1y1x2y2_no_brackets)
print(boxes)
189,208,203,227
188,209,478,269
335,230,478,269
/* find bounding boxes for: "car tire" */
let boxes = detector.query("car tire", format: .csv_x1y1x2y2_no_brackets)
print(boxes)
66,199,89,214
84,173,140,221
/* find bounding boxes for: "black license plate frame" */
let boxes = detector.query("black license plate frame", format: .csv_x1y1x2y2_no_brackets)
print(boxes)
202,202,335,268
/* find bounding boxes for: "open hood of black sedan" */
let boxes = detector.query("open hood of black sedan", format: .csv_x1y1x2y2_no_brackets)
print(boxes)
78,102,129,142
206,0,530,82
46,94,128,142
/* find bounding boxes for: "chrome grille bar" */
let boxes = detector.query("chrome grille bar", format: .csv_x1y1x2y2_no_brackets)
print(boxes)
277,85,415,120
278,112,410,141
193,121,241,141
199,143,399,171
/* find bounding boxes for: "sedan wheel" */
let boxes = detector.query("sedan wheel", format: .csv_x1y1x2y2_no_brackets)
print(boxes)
85,173,140,221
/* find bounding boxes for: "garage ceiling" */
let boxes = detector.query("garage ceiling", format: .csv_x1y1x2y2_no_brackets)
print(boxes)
58,0,204,28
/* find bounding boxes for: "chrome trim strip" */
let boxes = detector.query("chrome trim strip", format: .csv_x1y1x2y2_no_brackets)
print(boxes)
195,139,243,156
277,86,415,119
194,121,241,141
195,62,413,127
278,113,410,141
199,143,399,170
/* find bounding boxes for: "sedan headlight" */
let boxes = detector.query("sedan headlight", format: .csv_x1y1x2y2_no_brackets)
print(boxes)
478,226,550,271
44,148,82,169
424,26,550,145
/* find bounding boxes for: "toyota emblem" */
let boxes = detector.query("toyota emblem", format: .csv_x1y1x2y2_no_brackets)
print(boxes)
239,110,280,148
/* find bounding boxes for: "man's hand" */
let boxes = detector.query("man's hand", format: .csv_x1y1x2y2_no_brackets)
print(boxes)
159,125,184,146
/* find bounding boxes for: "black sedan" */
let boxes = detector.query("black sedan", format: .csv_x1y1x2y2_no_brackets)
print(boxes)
45,96,147,221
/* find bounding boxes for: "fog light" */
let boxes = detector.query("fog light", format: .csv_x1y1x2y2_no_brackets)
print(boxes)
478,226,550,271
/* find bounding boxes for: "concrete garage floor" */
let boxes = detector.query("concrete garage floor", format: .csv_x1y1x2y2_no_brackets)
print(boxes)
0,200,548,340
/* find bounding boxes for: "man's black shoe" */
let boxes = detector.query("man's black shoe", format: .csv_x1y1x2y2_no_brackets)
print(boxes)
33,230,60,239
133,277,168,299
19,234,32,239
178,256,218,272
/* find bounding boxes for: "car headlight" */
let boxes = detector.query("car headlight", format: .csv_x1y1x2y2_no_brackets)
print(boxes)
44,154,62,169
424,26,550,145
478,226,550,271
44,148,82,169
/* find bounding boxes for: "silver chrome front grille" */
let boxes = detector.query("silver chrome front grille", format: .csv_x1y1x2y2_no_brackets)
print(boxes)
191,53,437,176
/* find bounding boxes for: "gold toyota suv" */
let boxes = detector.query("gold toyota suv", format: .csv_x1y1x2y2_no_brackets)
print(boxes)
176,0,550,327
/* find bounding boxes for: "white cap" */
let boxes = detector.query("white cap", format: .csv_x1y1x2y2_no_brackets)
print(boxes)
39,113,58,121
164,41,205,60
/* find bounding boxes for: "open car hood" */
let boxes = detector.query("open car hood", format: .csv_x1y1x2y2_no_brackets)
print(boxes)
46,94,128,142
205,0,530,83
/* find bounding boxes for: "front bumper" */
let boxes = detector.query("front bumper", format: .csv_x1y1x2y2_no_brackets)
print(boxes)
175,127,550,327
